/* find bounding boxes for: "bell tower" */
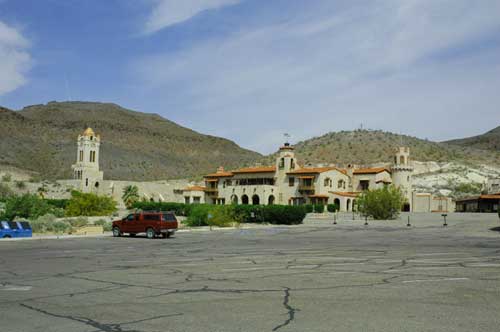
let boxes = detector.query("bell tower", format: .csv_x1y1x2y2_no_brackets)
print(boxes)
71,128,104,193
391,147,413,211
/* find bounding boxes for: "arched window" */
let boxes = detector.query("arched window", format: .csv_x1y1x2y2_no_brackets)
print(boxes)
252,195,260,205
346,199,351,211
95,182,99,188
241,195,249,205
334,198,340,209
400,156,405,165
231,195,238,204
279,158,285,169
290,159,295,170
324,178,331,187
268,195,275,205
338,180,344,189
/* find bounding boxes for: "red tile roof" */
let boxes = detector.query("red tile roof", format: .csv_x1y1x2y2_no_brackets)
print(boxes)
183,186,206,192
232,166,276,174
353,167,391,175
287,167,347,175
329,191,360,198
204,171,233,178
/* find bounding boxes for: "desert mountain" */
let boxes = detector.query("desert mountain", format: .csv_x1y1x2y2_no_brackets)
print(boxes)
264,129,500,168
0,101,261,181
444,126,500,152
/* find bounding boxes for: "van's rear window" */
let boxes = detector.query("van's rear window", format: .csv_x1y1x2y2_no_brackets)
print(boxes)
8,222,19,229
20,222,31,229
162,214,176,222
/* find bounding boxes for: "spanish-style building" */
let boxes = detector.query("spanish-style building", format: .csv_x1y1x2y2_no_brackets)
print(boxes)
192,142,417,212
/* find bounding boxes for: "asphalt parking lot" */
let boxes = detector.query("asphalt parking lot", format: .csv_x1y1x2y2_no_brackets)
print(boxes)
1,213,500,332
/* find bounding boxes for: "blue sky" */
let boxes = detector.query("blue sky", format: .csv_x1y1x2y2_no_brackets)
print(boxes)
1,0,500,153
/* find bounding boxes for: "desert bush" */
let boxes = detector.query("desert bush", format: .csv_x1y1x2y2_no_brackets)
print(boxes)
30,214,71,234
67,216,88,228
45,199,70,209
304,204,314,213
95,219,113,232
0,183,14,202
184,204,212,226
15,181,26,190
262,205,306,225
1,173,12,182
356,185,404,220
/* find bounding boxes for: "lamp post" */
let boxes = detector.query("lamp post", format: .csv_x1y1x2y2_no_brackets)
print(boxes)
407,215,411,227
442,213,448,227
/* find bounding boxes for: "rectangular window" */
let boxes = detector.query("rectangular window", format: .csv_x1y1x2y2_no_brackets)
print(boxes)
289,177,295,187
79,150,83,162
185,197,190,204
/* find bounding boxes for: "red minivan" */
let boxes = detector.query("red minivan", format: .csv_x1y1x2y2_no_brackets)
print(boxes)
112,211,178,239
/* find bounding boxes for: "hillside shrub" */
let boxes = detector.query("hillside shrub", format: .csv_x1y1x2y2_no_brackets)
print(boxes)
65,191,117,217
67,216,88,228
15,181,26,190
0,183,14,202
1,174,12,182
357,185,404,220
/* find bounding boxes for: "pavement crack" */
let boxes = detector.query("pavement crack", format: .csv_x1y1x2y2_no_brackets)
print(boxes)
272,287,298,331
19,303,182,332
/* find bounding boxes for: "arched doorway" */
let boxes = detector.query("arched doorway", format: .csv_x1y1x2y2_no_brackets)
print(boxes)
268,195,275,205
252,195,260,205
352,199,356,212
346,199,351,212
231,195,238,204
334,198,340,211
241,195,249,205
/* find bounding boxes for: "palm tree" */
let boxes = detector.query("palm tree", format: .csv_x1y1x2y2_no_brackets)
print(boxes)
122,185,139,209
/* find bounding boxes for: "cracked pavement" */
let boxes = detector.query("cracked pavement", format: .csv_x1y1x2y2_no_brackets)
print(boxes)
1,213,500,331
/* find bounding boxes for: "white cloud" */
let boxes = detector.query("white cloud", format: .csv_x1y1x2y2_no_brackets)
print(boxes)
134,0,500,153
143,0,240,34
0,20,31,96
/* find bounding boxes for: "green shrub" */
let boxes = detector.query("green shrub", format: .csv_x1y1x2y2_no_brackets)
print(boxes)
357,185,404,220
2,194,63,220
45,199,70,209
208,205,239,227
1,173,12,182
185,205,212,226
262,205,306,225
313,204,325,213
304,204,314,213
327,204,339,213
132,201,192,216
233,205,265,223
15,181,26,190
65,191,117,217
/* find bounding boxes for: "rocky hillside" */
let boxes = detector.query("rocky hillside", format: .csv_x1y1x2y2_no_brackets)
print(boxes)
0,102,261,181
444,126,500,152
264,129,500,168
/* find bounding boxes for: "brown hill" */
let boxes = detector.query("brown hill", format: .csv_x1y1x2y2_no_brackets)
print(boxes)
264,129,500,167
444,126,500,152
0,101,261,180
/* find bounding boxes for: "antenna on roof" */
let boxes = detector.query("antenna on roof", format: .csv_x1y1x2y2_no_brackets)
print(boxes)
284,133,291,144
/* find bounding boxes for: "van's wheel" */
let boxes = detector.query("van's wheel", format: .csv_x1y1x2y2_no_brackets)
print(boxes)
112,227,122,237
3,235,11,238
146,228,155,239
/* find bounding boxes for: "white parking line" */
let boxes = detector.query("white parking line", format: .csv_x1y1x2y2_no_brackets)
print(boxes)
402,277,469,284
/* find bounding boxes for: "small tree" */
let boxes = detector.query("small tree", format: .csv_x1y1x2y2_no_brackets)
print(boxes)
65,191,117,217
122,185,140,209
2,194,63,221
357,185,404,220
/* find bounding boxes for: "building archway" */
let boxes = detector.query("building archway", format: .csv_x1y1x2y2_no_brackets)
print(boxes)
252,195,260,205
352,199,356,212
241,195,249,205
400,156,405,165
334,198,340,209
346,199,351,211
268,195,275,205
231,195,238,204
